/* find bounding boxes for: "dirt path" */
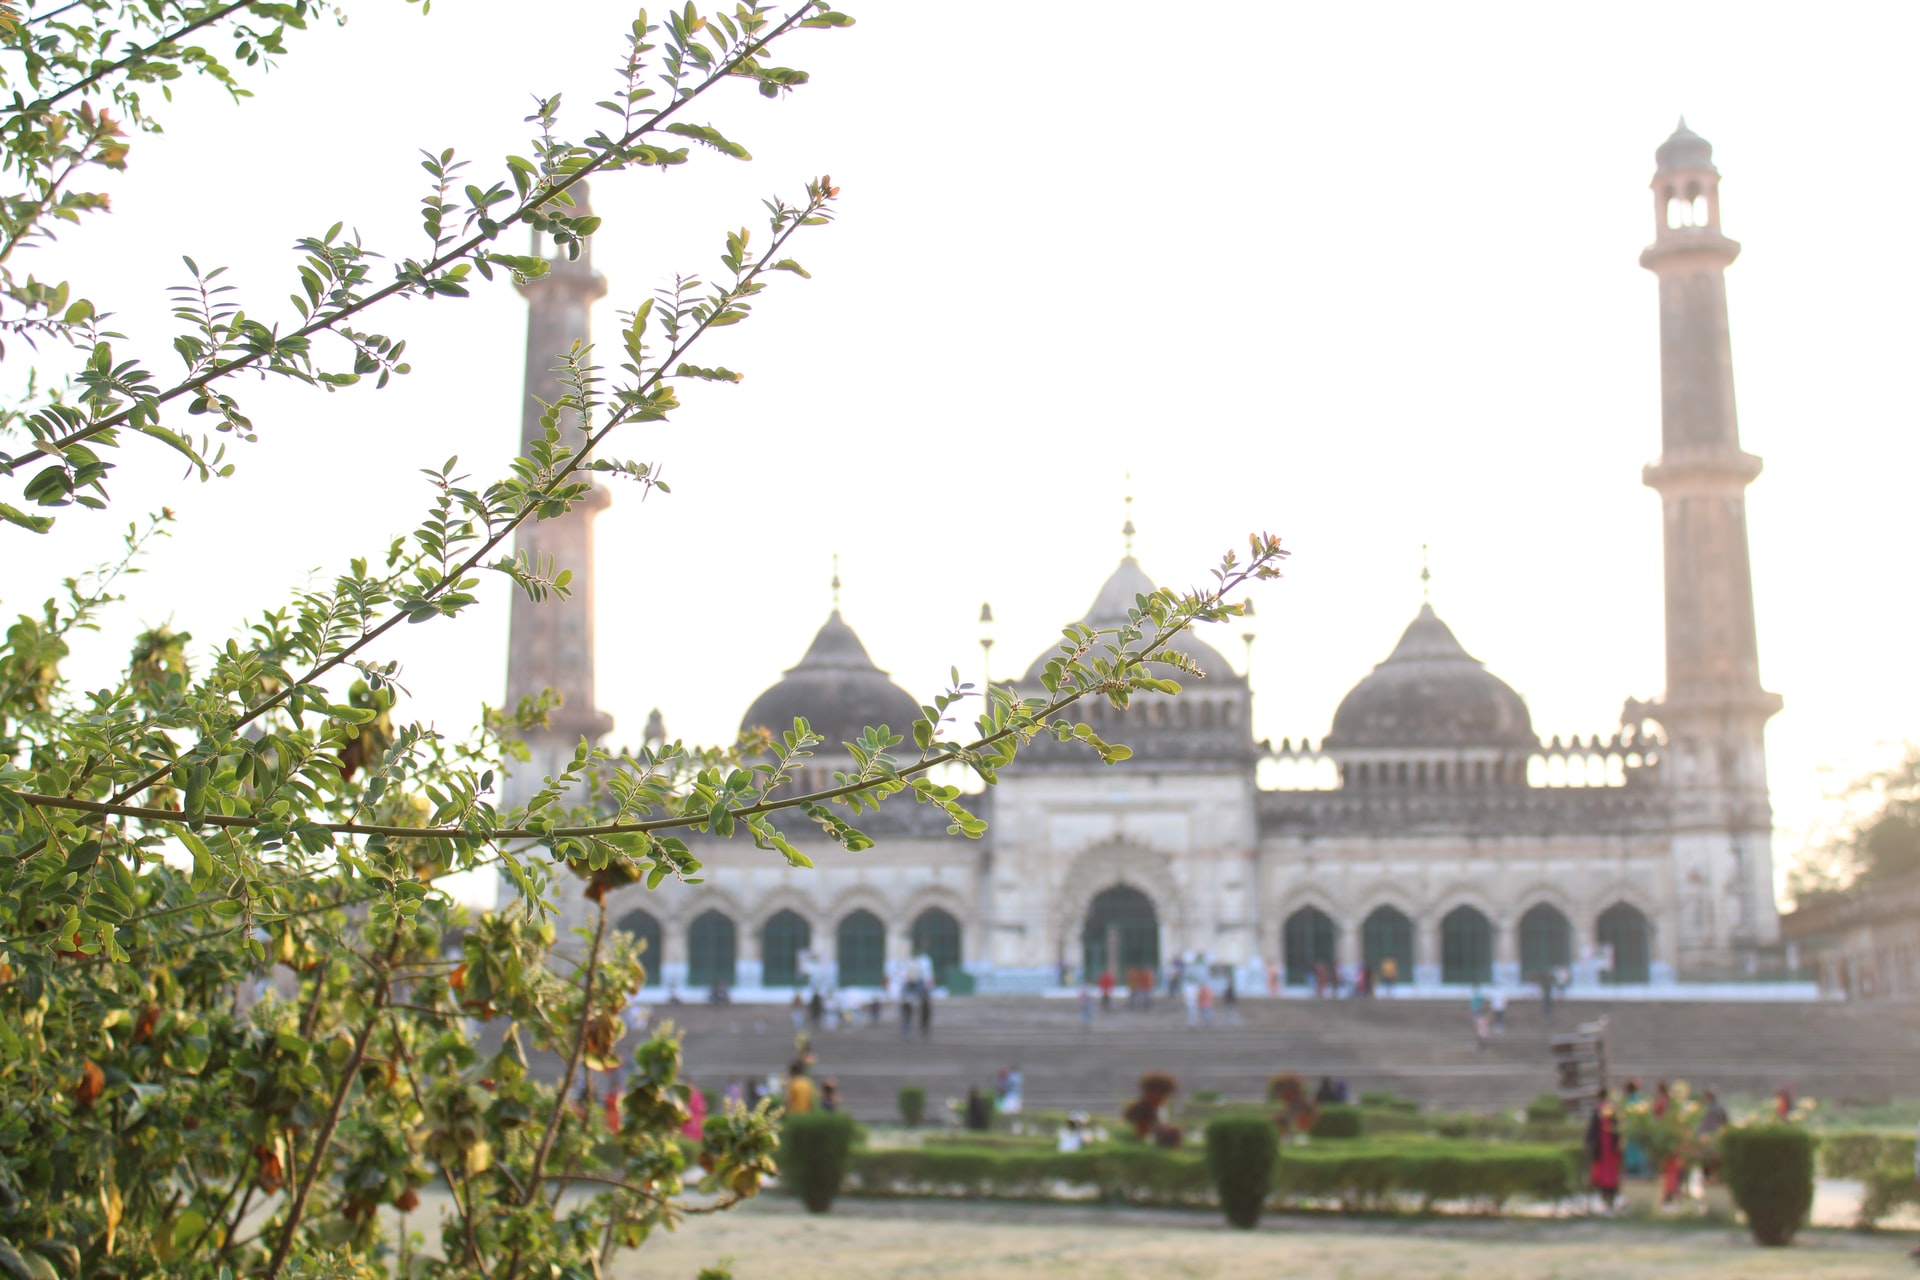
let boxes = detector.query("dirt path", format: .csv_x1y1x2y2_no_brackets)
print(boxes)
610,1198,1915,1279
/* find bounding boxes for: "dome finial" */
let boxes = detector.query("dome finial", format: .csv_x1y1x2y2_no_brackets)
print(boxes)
1121,471,1136,557
830,553,841,612
1421,543,1431,601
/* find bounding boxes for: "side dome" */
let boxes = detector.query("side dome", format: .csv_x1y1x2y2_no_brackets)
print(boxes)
740,611,921,750
1021,555,1234,683
1326,604,1535,749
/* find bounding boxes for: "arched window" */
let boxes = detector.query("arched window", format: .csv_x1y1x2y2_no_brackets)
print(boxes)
1518,903,1571,982
686,911,736,990
1361,905,1413,979
616,908,663,987
836,909,886,987
1440,905,1493,985
1082,885,1158,981
910,908,963,987
1597,902,1652,984
760,909,811,989
1283,906,1337,986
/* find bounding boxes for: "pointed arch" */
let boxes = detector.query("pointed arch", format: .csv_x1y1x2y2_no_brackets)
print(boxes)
1361,904,1413,979
614,907,664,987
1597,901,1652,984
1283,905,1337,986
1440,904,1493,985
835,908,886,987
760,909,811,989
909,907,963,987
1518,902,1571,982
686,910,737,990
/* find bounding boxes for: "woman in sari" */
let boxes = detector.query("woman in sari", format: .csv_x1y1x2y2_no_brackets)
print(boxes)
1586,1087,1624,1211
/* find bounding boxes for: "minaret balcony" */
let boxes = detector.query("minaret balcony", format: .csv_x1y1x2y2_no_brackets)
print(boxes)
1639,229,1740,272
1642,447,1763,496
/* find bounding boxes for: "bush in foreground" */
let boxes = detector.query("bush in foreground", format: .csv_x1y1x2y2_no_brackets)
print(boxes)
780,1113,858,1213
1720,1124,1814,1246
1311,1104,1362,1139
1206,1118,1279,1228
898,1086,927,1128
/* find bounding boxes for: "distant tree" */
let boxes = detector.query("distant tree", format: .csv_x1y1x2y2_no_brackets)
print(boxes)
0,3,1285,1277
1787,745,1920,904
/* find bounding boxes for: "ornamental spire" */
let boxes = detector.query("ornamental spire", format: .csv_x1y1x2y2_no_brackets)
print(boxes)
831,552,841,612
1121,472,1136,557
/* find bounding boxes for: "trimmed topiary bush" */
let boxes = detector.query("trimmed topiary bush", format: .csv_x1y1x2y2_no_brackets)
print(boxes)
779,1112,858,1213
1206,1118,1279,1228
1721,1124,1814,1246
1524,1093,1566,1125
1311,1104,1362,1139
898,1086,927,1128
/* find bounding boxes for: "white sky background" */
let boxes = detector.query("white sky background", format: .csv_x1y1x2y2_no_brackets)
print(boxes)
8,2,1919,906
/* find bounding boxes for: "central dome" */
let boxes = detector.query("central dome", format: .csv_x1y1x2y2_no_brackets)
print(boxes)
1326,604,1534,749
740,611,921,751
1021,556,1234,683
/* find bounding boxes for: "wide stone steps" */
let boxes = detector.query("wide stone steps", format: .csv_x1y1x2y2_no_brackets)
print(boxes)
565,997,1920,1121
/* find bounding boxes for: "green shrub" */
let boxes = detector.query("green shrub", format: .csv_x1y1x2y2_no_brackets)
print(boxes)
1357,1106,1425,1135
1524,1093,1566,1125
1720,1124,1814,1246
898,1086,927,1128
1818,1130,1917,1181
1311,1105,1362,1139
1857,1162,1920,1229
779,1113,858,1213
1206,1118,1279,1228
1358,1091,1420,1113
836,1134,1575,1214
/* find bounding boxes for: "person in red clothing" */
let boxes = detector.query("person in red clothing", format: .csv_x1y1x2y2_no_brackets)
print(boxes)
1098,967,1115,1012
1653,1080,1683,1204
1586,1087,1624,1211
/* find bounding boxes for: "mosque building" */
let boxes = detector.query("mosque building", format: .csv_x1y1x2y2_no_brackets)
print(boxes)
504,123,1782,996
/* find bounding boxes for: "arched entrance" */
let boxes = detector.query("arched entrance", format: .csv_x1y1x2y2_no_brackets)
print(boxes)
1441,905,1493,985
1361,905,1413,979
836,909,886,987
686,910,736,990
1597,902,1652,983
1081,885,1159,981
761,909,811,989
1518,903,1571,982
910,908,963,986
1284,906,1337,985
616,908,663,986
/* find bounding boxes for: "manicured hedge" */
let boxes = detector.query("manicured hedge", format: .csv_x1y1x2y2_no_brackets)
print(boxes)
1206,1118,1279,1228
779,1113,858,1213
1818,1130,1918,1181
839,1136,1578,1212
898,1086,926,1128
1858,1163,1920,1229
1310,1104,1363,1139
1721,1125,1814,1246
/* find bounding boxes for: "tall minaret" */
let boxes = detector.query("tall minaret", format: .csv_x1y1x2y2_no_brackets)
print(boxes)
1638,122,1782,966
502,182,613,812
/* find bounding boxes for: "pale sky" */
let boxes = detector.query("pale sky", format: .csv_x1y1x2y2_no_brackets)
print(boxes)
8,2,1919,906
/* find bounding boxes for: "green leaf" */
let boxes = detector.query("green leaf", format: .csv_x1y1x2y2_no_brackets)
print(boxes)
0,502,54,533
662,122,751,160
771,259,810,279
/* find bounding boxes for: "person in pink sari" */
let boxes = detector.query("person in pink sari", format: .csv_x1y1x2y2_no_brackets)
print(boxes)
682,1082,708,1140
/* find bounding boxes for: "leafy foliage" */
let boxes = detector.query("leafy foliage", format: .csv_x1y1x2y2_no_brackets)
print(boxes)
0,1,1289,1278
1309,1104,1361,1140
1788,744,1920,903
1719,1124,1814,1246
1203,1118,1277,1228
896,1085,925,1128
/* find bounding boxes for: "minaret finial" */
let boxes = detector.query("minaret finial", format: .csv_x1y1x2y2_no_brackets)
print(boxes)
831,553,841,612
1121,471,1136,557
1421,543,1431,601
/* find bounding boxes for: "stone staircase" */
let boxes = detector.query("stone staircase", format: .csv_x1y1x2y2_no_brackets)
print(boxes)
626,996,1920,1122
